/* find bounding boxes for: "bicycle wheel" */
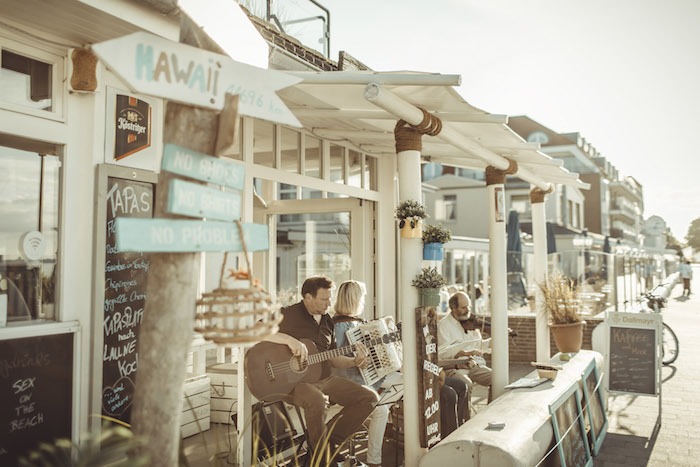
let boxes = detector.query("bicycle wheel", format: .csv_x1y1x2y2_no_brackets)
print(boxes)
662,323,679,365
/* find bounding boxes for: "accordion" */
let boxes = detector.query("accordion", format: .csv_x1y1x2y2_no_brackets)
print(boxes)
345,317,403,387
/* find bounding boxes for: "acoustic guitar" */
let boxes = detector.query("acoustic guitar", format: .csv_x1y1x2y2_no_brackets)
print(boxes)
245,330,401,402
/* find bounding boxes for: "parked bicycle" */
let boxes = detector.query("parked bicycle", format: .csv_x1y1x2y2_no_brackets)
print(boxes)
625,287,679,365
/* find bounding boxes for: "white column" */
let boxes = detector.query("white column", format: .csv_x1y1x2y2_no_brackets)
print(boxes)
397,149,425,466
531,194,550,361
487,183,508,398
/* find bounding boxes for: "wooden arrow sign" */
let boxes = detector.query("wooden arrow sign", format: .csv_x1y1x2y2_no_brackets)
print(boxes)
115,218,269,252
91,32,302,126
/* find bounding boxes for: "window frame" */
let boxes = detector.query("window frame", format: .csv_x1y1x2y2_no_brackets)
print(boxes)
0,33,65,122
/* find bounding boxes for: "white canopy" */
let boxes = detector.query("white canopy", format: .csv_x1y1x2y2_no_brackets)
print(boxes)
279,71,589,190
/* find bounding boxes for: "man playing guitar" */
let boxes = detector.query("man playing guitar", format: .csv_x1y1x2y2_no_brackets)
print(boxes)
262,276,379,464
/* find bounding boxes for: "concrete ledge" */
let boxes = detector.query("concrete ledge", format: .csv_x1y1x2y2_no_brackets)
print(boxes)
420,350,604,467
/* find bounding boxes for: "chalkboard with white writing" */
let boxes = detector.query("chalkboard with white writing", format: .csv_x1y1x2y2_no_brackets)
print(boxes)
609,326,656,395
549,383,592,467
0,332,73,465
416,306,441,448
102,177,154,424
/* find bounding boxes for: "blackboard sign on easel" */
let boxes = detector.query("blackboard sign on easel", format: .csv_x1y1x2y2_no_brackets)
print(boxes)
0,332,74,465
581,359,608,456
607,312,660,396
549,382,592,467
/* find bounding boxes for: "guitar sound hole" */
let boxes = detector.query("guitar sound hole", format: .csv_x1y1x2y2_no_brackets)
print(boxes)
290,356,308,373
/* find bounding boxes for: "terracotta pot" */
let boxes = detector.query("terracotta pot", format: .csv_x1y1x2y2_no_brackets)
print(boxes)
549,321,586,353
400,219,423,238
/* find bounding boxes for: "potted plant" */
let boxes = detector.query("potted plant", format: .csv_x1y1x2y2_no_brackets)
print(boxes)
422,224,452,261
539,271,586,353
395,200,428,238
412,267,447,307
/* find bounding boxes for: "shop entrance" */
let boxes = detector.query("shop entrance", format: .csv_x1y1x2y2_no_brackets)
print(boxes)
260,197,374,313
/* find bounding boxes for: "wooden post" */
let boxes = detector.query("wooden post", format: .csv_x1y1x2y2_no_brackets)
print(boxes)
416,306,441,448
129,19,221,466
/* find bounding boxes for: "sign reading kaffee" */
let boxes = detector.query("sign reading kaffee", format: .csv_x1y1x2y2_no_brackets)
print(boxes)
91,32,302,126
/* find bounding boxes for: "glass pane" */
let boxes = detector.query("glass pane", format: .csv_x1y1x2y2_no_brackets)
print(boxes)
280,127,300,174
303,136,322,199
348,149,362,188
0,50,52,111
365,155,378,190
274,211,351,306
329,144,344,183
253,120,275,167
0,144,60,323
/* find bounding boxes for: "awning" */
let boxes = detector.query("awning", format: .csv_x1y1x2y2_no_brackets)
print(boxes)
279,71,589,190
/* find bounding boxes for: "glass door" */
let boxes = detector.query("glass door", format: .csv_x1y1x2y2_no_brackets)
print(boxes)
261,198,371,310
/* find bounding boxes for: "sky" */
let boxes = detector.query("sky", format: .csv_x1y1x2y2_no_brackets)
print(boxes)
278,0,700,240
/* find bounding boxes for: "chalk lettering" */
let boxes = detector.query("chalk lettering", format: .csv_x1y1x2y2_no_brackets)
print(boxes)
0,352,51,379
423,360,440,377
103,340,137,362
12,377,36,394
9,413,44,432
118,355,138,377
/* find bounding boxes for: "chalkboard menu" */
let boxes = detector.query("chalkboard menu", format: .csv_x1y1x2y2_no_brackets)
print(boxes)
0,333,73,465
102,177,154,423
581,360,607,456
549,383,592,467
609,326,656,395
416,306,441,448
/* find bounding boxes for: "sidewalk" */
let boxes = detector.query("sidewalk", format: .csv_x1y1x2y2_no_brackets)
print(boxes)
595,266,700,466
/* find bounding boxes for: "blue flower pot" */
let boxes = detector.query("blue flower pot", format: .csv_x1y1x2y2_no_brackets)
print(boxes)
423,242,444,261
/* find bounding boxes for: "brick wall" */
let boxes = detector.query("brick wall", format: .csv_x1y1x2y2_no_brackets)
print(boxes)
483,314,604,363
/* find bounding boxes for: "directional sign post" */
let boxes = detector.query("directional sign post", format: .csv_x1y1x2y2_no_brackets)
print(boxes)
161,144,245,189
167,179,241,221
91,31,302,126
115,218,269,253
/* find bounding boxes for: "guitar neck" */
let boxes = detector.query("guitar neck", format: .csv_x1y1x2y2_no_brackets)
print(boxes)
307,334,394,366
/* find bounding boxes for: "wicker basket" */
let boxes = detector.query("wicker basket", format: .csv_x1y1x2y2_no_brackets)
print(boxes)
194,221,280,344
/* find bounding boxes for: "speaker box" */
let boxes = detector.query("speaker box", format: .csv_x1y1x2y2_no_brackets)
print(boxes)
254,402,297,454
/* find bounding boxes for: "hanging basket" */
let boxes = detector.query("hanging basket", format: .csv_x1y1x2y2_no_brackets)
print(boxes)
418,287,441,307
400,218,423,238
194,221,281,344
423,242,444,261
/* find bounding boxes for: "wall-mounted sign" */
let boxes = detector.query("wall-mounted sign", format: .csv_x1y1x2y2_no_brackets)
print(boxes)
91,32,302,126
167,179,241,221
115,218,269,253
494,186,505,222
105,87,163,172
114,94,151,161
162,144,244,190
416,306,441,448
19,231,45,261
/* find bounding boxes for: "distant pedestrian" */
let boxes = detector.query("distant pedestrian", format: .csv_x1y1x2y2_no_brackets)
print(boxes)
679,259,693,296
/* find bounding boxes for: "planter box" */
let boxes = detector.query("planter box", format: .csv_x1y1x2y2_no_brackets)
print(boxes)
207,363,238,424
181,375,210,438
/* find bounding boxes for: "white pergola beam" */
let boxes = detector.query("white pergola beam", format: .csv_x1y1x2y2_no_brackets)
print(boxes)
291,108,508,124
290,71,462,86
363,83,555,191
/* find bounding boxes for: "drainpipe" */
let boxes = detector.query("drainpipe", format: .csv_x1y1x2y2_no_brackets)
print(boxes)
394,109,443,467
485,162,517,399
530,185,553,361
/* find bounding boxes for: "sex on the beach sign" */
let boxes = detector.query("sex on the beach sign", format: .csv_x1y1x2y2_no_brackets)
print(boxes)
115,144,268,253
91,31,302,127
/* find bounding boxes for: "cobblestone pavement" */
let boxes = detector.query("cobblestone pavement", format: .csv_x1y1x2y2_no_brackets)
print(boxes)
596,266,700,467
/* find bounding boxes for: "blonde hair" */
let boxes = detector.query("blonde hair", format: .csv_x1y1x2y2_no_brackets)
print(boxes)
333,280,367,316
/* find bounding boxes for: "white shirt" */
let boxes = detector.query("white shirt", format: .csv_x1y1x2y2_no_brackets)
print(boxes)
437,312,484,359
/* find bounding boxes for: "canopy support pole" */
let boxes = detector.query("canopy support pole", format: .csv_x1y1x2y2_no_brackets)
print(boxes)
531,185,553,361
486,163,517,399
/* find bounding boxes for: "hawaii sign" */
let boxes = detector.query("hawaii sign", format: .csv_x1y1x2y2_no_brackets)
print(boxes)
91,32,302,126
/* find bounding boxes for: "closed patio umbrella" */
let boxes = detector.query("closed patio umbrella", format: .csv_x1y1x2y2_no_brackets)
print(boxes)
546,222,557,255
506,210,522,273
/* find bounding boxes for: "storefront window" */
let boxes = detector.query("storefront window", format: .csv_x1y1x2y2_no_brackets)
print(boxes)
0,137,60,324
329,144,344,184
0,50,52,111
303,136,322,199
348,149,362,188
280,127,300,174
364,155,378,190
253,120,275,167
